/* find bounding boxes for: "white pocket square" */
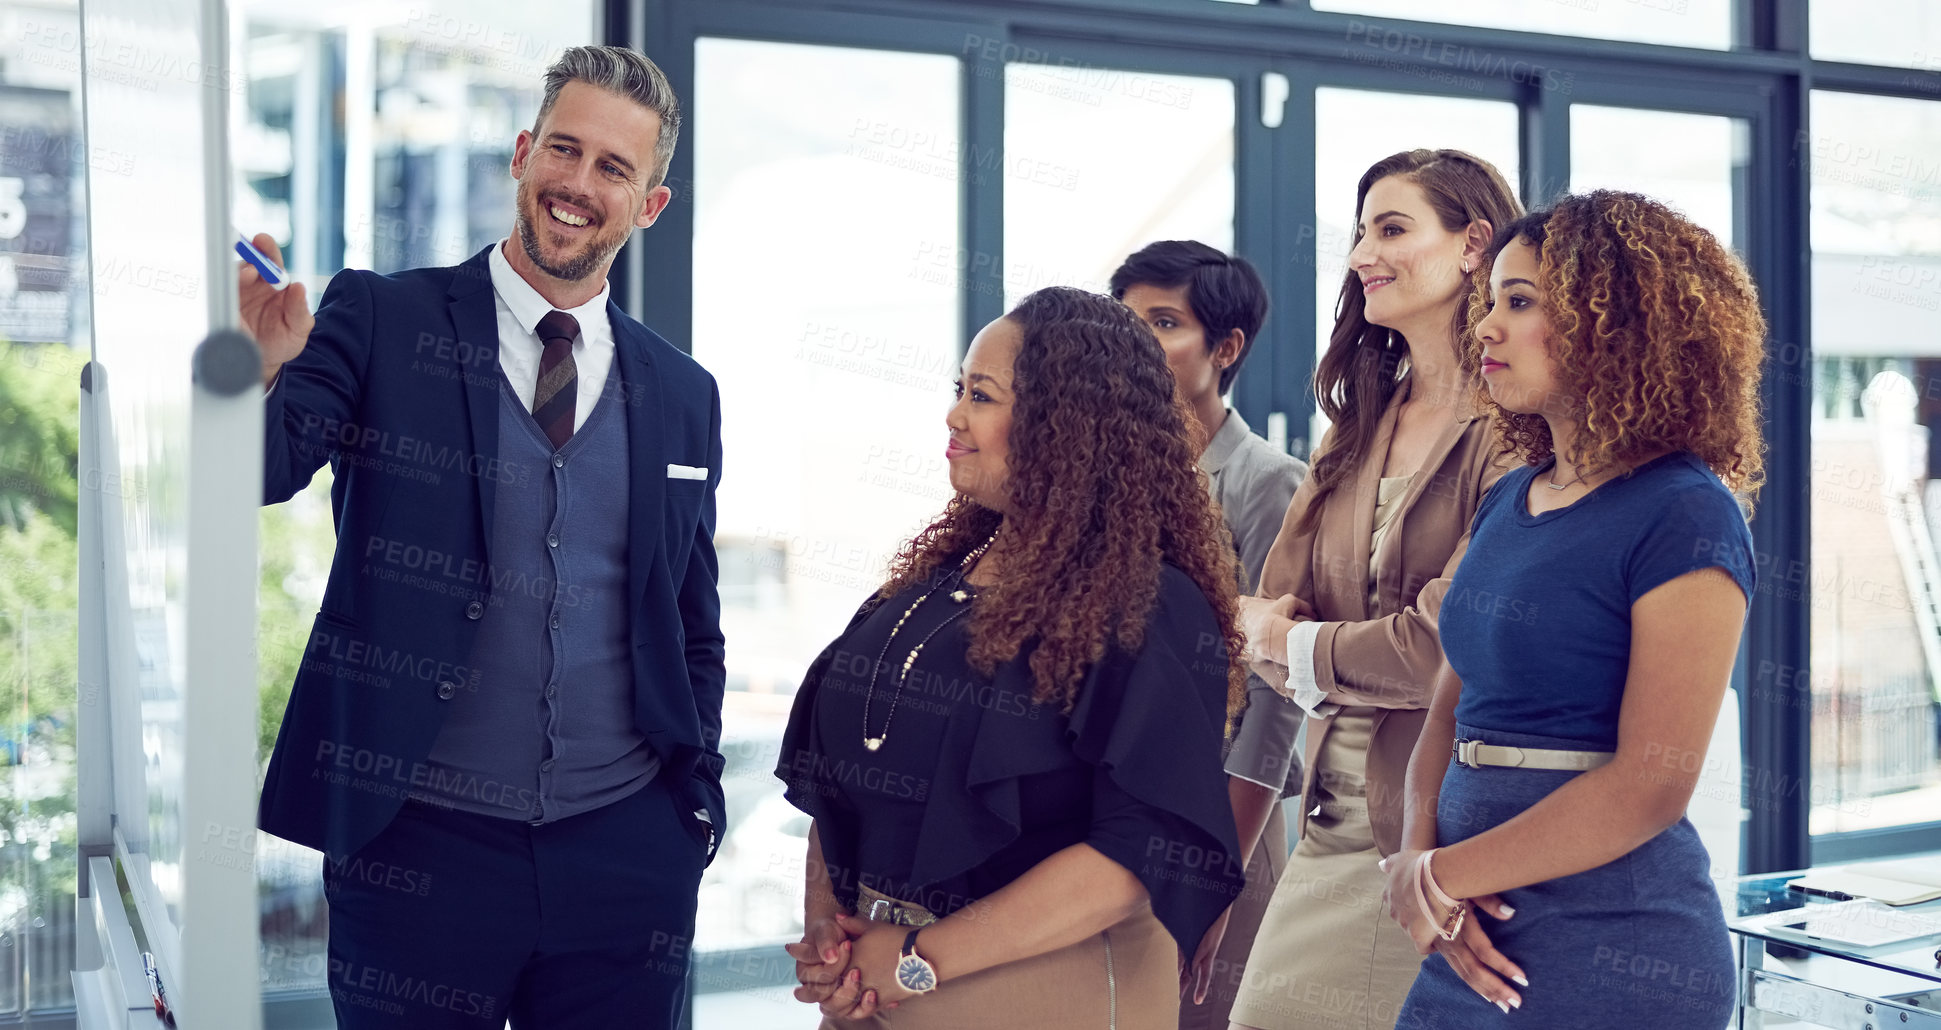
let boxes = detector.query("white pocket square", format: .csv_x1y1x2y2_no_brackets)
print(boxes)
667,463,709,481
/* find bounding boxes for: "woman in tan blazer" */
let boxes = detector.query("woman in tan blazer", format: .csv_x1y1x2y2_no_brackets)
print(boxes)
1225,150,1519,1030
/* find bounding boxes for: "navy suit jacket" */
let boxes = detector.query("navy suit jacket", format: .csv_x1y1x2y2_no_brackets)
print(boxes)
258,246,726,861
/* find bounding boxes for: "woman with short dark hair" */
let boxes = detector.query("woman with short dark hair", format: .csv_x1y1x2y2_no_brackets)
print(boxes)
1111,240,1310,1030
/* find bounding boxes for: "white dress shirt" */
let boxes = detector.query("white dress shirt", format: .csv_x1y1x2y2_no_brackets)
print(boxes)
1285,620,1335,718
487,238,615,432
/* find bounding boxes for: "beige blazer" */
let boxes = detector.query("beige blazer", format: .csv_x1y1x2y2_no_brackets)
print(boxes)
1256,379,1508,855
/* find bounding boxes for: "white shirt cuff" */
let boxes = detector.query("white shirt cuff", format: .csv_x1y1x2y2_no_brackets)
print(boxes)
1227,771,1283,792
1285,621,1337,718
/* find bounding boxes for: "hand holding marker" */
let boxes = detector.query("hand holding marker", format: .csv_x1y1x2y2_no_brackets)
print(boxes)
235,230,288,290
235,230,314,388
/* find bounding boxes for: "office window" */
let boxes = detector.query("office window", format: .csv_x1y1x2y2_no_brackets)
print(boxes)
1570,105,1742,248
1807,90,1941,836
691,36,962,1025
1811,0,1941,72
1309,0,1733,52
0,0,96,1015
1003,64,1234,307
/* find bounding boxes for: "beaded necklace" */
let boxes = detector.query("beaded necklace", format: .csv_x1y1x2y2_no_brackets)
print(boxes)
860,534,996,752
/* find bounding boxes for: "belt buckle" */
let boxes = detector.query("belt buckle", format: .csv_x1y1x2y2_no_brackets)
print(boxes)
866,898,892,922
1452,738,1481,769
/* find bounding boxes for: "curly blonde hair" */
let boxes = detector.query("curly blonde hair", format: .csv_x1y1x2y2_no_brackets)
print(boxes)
879,287,1248,721
1464,189,1766,497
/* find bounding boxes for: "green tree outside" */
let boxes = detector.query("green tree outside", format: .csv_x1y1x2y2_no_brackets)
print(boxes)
0,339,338,1007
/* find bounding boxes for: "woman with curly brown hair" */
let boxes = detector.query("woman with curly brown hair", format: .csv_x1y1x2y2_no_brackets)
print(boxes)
1382,190,1761,1028
1228,148,1519,1030
774,286,1249,1028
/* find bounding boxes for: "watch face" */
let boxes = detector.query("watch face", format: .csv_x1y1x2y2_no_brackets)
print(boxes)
895,953,938,993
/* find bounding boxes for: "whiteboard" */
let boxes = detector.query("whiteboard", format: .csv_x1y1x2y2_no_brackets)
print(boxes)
76,0,263,1025
84,0,211,943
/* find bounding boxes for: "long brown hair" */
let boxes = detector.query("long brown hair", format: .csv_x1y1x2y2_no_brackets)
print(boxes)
1464,191,1766,501
879,287,1248,719
1300,149,1521,533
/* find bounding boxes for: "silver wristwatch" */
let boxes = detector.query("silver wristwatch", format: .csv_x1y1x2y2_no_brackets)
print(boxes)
894,928,939,994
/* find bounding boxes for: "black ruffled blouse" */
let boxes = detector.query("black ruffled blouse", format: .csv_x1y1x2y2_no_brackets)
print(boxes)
774,562,1244,951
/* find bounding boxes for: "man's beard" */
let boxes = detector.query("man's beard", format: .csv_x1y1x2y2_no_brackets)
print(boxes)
516,183,625,283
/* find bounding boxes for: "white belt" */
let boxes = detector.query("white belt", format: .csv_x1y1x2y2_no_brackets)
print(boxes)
1453,737,1614,771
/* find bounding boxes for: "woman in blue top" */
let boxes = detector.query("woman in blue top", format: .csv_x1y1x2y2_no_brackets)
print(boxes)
1381,190,1764,1028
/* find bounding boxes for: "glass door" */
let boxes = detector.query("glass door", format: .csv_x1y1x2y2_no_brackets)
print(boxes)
689,36,965,1027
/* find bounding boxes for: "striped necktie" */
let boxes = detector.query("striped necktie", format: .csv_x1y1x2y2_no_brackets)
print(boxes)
533,309,579,449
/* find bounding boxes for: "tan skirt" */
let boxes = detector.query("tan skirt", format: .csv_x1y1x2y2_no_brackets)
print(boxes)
1228,710,1423,1030
825,887,1180,1030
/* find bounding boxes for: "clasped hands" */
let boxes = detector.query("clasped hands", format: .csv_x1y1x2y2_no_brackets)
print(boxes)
785,912,919,1022
792,903,1235,1016
1379,849,1527,1013
1236,593,1316,668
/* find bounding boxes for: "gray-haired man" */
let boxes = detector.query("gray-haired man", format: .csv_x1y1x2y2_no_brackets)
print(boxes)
241,46,724,1029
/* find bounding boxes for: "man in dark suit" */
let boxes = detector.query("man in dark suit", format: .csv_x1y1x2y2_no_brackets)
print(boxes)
238,45,722,1029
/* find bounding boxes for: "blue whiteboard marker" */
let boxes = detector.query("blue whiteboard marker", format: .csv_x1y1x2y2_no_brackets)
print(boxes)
234,231,289,290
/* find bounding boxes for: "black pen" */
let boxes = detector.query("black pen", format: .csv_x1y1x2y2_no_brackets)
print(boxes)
1785,883,1854,902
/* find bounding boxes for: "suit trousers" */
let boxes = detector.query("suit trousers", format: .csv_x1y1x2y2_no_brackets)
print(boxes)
323,775,707,1029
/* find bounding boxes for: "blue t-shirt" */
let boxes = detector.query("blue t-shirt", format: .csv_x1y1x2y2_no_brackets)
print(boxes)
1443,451,1757,746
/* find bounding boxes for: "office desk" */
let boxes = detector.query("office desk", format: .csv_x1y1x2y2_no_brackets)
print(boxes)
1730,874,1941,1028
